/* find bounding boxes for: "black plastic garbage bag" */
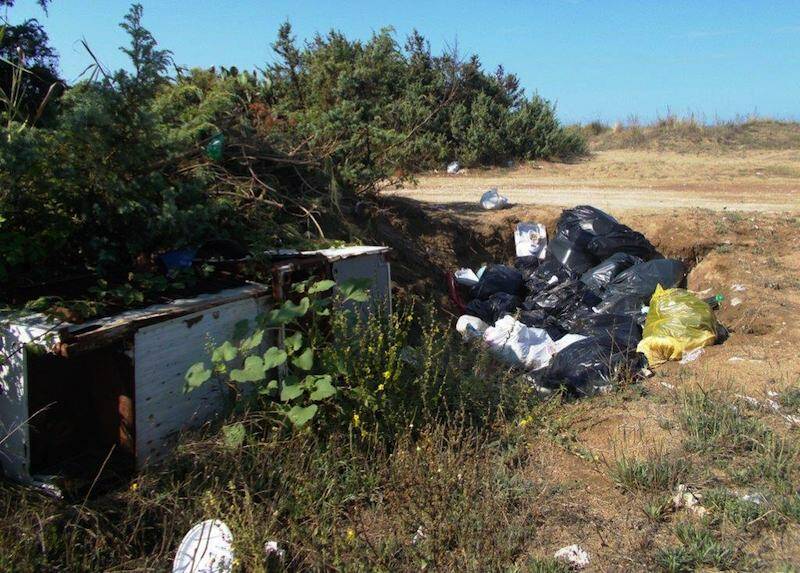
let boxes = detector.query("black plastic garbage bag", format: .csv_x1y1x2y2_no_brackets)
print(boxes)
525,259,575,294
562,313,642,351
592,293,647,321
518,310,567,340
555,205,657,262
604,259,686,302
524,280,600,315
581,253,644,292
465,292,522,324
547,236,595,275
555,205,619,246
514,256,541,280
537,336,642,396
587,227,656,261
470,264,524,300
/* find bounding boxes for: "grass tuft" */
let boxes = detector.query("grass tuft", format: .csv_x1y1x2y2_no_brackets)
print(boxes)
611,450,691,492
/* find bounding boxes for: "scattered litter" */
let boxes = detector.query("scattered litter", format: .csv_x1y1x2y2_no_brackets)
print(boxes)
765,398,782,412
784,414,800,426
637,287,718,365
32,478,63,500
554,545,590,570
741,493,766,505
673,485,708,517
660,381,676,390
456,315,489,340
679,347,705,364
728,356,764,363
412,525,426,545
454,268,480,286
264,540,286,561
731,283,747,292
730,297,742,307
173,519,234,573
446,161,460,174
735,393,762,409
480,188,510,210
767,390,779,398
514,222,548,259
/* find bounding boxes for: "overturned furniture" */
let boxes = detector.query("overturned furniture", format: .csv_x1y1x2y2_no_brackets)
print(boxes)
0,246,391,484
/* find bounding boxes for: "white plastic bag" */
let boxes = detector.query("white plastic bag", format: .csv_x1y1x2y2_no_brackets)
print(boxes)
514,222,547,258
454,268,480,286
480,188,509,210
482,315,555,369
447,161,460,174
456,315,489,340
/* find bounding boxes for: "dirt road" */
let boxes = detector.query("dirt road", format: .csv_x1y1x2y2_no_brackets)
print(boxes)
388,149,800,213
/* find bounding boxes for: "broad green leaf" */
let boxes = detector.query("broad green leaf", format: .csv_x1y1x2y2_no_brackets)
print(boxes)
233,319,250,340
292,348,314,371
240,329,264,352
267,297,310,325
230,355,266,383
211,341,238,363
308,375,336,401
184,362,211,392
263,346,288,369
307,279,336,294
292,280,308,293
222,422,246,448
338,278,372,303
287,404,318,427
257,379,279,395
284,331,303,354
280,383,304,401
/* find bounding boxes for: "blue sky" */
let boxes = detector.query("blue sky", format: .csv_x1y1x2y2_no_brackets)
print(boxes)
6,0,800,124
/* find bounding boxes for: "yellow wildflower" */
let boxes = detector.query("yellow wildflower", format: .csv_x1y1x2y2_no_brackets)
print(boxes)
129,482,139,492
346,528,356,542
377,383,385,392
383,370,392,380
352,413,360,427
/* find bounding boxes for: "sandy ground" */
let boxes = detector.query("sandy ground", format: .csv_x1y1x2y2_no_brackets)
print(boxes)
388,149,800,213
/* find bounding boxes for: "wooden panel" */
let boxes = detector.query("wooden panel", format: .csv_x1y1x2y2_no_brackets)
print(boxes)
133,296,269,467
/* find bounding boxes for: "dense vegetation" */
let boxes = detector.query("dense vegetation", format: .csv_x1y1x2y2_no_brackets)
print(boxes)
0,5,584,296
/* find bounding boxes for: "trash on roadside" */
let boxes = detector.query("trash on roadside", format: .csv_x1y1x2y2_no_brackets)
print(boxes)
456,315,490,340
741,492,766,505
447,161,460,174
514,222,548,259
471,264,524,300
173,519,234,573
480,188,509,210
637,286,718,365
731,297,742,307
731,283,747,292
483,315,556,369
554,544,590,569
454,267,480,286
264,540,286,561
449,204,723,396
673,484,708,517
679,347,705,364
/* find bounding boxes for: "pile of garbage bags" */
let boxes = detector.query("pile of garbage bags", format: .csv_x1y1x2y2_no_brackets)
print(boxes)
453,205,721,396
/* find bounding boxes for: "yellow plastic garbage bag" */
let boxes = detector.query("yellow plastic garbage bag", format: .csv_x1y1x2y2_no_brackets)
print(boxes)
637,286,718,365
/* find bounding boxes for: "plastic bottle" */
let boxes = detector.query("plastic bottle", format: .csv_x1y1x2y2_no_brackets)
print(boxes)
206,134,224,161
